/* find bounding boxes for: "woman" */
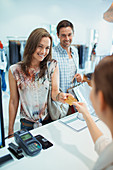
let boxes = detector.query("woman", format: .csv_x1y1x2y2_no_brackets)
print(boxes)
8,28,72,137
73,55,113,169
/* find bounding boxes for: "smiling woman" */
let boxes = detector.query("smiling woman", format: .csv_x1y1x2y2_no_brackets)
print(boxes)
8,28,73,137
32,37,51,66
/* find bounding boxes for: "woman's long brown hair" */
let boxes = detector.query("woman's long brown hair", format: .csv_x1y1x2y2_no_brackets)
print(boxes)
19,28,52,78
94,55,113,110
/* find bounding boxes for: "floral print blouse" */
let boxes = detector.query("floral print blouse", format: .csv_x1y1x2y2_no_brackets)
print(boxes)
10,59,57,123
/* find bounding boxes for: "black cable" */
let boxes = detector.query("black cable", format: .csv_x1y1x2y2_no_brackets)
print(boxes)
5,133,14,140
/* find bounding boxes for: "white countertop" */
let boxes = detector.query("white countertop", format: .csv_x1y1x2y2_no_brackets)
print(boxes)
0,114,111,170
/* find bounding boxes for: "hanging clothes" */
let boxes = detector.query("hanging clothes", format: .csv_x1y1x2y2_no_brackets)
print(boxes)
0,41,7,91
8,39,26,65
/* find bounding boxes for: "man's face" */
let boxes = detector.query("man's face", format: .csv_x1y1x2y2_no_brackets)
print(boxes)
57,26,74,49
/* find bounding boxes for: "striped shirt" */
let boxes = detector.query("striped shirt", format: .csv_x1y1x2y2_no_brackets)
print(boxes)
52,43,79,92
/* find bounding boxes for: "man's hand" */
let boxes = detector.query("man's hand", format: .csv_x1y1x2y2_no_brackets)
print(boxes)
72,73,82,83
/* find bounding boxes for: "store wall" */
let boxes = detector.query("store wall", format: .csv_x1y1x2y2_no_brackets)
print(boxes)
0,0,113,55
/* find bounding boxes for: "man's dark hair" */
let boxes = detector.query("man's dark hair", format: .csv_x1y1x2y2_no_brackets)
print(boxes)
57,20,74,35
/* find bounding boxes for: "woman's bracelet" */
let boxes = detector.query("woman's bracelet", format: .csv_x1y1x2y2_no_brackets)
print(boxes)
56,92,61,101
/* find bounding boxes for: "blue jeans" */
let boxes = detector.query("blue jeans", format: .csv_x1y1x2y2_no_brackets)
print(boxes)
0,70,6,91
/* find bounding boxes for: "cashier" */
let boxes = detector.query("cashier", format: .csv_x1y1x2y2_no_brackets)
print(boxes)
73,55,113,170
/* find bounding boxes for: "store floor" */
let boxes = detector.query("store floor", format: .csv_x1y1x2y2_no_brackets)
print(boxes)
2,71,20,138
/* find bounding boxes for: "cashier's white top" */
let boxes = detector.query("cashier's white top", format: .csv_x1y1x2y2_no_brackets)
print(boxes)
93,135,113,170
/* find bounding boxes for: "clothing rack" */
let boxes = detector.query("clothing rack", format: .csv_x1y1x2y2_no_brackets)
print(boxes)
7,36,27,41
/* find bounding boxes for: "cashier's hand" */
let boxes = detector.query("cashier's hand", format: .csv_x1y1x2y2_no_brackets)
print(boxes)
72,102,90,119
58,93,74,104
72,73,82,83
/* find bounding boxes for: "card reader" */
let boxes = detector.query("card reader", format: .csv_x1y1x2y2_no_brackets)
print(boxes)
14,129,42,156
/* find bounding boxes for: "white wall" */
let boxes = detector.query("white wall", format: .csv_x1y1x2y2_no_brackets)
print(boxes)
0,0,113,55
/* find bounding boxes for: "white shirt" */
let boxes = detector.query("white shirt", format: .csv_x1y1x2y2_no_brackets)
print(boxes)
95,135,111,155
93,135,113,170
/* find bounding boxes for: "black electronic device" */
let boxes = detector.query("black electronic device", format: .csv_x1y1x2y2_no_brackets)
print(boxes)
8,142,22,154
35,134,53,149
0,77,5,149
14,129,42,156
0,154,13,166
8,142,24,159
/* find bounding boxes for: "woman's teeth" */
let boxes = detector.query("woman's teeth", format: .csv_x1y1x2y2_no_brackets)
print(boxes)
38,54,44,57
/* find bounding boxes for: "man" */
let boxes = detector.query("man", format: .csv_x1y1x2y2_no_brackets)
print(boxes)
52,20,82,93
52,20,82,114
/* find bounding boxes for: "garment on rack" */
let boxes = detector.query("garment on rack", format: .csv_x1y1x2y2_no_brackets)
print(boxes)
0,43,7,91
0,48,7,71
9,40,21,65
9,40,26,65
78,45,89,69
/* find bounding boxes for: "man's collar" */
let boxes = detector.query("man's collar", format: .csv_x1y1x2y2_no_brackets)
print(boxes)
57,43,74,54
57,43,67,53
58,43,74,55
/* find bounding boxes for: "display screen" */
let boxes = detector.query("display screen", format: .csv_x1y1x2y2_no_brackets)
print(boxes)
21,133,32,142
0,118,2,146
0,77,5,148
